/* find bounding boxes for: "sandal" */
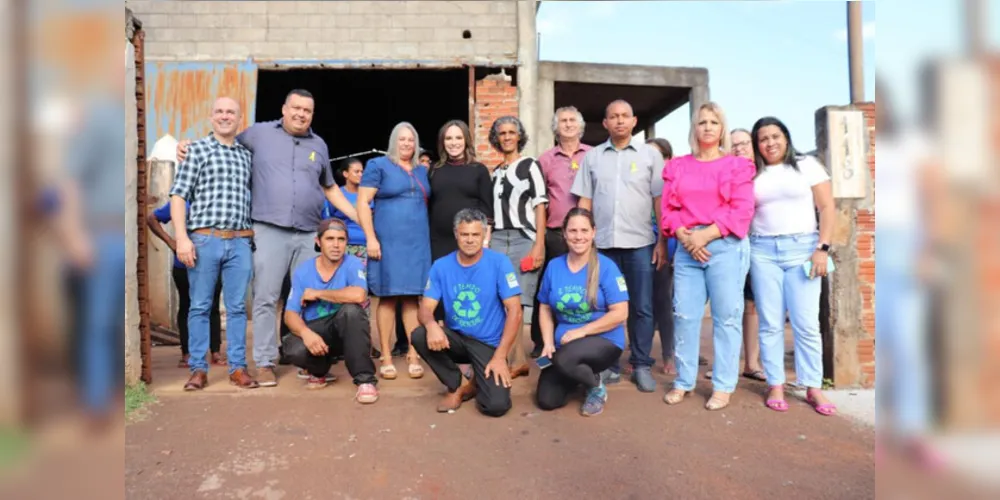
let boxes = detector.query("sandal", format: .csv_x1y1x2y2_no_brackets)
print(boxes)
407,357,424,379
742,369,767,382
663,389,689,405
379,359,398,380
806,390,838,416
765,385,789,412
705,393,731,411
177,354,190,369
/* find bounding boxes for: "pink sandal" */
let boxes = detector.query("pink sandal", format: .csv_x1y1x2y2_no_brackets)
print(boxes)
765,386,788,412
766,399,789,412
806,391,838,416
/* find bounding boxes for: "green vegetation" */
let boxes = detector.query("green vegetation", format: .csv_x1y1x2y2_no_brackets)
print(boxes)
125,382,156,419
0,428,30,470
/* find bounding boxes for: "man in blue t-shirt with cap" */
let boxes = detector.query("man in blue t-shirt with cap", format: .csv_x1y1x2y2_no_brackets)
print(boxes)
411,208,522,417
282,218,379,404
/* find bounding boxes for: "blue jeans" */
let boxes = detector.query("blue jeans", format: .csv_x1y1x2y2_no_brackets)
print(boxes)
187,233,253,374
81,232,125,413
673,235,749,393
876,228,929,434
750,233,823,388
604,245,656,369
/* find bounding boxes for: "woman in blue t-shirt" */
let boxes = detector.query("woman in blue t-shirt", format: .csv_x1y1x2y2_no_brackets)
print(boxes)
535,208,629,417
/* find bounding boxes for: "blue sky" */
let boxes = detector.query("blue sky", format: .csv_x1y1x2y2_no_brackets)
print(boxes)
537,0,885,153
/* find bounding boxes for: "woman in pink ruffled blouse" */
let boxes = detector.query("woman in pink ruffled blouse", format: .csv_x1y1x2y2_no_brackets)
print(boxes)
659,102,755,411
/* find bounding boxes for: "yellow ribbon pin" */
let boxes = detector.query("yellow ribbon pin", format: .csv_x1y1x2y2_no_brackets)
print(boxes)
571,160,579,171
310,151,316,162
630,162,637,173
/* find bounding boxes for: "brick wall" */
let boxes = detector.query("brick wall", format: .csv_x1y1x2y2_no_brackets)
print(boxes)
129,0,518,64
856,102,876,387
983,59,1000,421
474,72,519,167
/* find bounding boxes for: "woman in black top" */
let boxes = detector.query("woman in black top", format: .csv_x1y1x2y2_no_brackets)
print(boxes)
428,120,494,260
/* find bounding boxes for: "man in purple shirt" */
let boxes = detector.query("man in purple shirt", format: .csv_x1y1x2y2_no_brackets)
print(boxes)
528,106,593,357
178,89,357,387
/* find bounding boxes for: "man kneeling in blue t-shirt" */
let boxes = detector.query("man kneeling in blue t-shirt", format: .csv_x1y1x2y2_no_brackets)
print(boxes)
282,218,380,404
412,208,522,417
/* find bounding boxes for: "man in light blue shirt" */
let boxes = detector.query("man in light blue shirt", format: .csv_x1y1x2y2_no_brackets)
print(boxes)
571,100,666,393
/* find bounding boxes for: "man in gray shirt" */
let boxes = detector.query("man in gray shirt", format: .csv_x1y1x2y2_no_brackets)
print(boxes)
571,99,666,393
179,89,356,387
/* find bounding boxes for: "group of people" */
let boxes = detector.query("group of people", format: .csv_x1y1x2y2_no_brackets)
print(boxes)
156,87,837,418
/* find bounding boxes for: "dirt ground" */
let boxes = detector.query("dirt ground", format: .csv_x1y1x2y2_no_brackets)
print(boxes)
118,320,879,500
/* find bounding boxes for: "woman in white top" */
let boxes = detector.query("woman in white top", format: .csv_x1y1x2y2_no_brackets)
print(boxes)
748,117,836,415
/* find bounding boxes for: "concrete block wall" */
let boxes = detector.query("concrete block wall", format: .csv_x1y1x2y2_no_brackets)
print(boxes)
474,72,518,167
129,1,518,64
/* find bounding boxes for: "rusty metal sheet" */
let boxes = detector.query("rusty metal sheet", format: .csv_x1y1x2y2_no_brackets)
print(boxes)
145,61,257,152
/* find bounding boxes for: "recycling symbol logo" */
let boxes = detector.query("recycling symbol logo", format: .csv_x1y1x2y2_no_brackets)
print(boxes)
453,290,482,319
556,290,592,323
556,292,590,313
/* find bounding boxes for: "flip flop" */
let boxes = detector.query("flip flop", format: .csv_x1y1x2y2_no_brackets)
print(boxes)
742,370,767,382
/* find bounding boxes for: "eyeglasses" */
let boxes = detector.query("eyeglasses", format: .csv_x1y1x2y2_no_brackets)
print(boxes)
732,141,751,149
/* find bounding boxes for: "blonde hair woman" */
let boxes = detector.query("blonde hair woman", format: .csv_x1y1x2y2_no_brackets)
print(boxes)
357,122,431,380
660,102,755,411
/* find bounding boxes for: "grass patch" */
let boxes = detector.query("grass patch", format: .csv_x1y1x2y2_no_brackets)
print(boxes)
0,428,30,470
125,382,156,419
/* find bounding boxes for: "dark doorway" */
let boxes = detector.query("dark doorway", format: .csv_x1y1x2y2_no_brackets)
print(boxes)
255,68,469,171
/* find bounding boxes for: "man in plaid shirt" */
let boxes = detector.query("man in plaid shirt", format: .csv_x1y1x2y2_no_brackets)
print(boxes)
170,97,259,391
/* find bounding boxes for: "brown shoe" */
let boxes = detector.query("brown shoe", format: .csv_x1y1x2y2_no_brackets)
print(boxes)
183,371,208,391
436,378,477,413
229,368,260,389
177,354,190,369
257,367,278,387
510,363,530,380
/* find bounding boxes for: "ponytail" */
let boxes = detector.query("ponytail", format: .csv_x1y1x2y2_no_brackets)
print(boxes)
585,243,600,309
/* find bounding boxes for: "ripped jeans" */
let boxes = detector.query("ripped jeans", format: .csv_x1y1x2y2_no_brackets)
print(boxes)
672,234,750,393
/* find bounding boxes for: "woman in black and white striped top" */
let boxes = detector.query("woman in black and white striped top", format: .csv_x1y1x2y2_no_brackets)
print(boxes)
489,115,548,378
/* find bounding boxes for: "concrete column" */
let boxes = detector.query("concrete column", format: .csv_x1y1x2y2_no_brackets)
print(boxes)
644,123,656,140
125,38,142,386
689,84,709,122
147,160,179,332
0,0,18,425
516,0,539,157
814,104,875,388
536,75,555,151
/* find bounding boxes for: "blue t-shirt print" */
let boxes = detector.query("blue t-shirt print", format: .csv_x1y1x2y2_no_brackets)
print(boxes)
424,249,521,348
286,254,367,322
537,254,629,349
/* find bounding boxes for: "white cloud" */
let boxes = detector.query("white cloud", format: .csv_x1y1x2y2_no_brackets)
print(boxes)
835,21,876,42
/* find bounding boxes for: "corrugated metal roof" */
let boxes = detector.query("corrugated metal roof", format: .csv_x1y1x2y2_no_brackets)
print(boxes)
145,61,258,153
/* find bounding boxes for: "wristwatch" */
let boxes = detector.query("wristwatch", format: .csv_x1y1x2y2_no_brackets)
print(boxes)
816,243,831,253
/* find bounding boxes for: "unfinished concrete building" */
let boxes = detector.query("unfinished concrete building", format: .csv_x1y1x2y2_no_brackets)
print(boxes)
127,0,709,339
